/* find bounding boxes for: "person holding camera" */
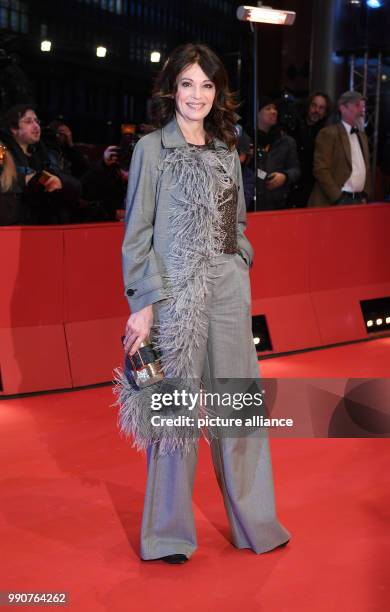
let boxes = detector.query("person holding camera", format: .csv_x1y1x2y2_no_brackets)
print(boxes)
81,133,136,221
0,105,81,225
255,96,300,211
46,120,90,180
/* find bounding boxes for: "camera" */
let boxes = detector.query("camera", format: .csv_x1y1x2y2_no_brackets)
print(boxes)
26,170,52,193
257,168,271,181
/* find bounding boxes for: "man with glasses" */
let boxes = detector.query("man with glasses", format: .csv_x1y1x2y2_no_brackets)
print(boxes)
0,105,81,225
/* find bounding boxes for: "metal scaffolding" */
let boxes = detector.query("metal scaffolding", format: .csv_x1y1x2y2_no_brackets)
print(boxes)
347,51,382,184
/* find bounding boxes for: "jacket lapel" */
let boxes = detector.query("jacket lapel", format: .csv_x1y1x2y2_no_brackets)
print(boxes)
161,115,228,150
338,123,352,169
357,132,370,170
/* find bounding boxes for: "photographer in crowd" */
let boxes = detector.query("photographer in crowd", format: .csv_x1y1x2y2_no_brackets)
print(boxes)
81,126,138,221
47,120,90,179
0,105,81,225
256,96,300,210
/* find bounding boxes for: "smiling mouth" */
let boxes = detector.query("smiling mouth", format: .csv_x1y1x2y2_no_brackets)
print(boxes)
187,103,204,108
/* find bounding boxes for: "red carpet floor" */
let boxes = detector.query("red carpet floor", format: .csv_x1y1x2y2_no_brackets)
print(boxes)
1,338,389,611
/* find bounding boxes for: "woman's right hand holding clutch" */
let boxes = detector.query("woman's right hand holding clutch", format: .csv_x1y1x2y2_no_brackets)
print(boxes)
123,305,153,356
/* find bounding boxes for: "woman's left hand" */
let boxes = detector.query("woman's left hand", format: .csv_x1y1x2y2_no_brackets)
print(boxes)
123,305,154,356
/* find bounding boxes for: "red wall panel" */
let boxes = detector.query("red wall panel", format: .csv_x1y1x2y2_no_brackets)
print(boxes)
1,204,389,394
0,226,63,328
247,203,390,351
63,223,127,322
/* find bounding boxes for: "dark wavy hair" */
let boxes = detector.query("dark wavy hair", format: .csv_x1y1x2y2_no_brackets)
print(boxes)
0,104,36,131
151,43,239,149
306,91,332,118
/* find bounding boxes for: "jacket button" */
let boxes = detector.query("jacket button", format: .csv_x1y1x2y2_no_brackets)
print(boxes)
126,288,135,296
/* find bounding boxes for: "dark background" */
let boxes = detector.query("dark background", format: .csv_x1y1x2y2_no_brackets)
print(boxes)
1,0,390,144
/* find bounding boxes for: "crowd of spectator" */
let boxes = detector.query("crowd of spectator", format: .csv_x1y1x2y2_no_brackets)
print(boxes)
0,104,141,226
0,90,376,225
239,89,373,211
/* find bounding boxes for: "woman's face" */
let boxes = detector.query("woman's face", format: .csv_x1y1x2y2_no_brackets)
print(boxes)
174,63,216,124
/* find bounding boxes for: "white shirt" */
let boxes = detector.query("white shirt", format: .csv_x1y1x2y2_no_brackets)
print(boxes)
341,121,366,193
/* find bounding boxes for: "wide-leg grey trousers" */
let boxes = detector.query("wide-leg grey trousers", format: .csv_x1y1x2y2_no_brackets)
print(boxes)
140,253,290,559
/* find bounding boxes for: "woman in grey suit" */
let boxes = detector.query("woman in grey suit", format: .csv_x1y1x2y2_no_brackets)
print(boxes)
115,43,290,564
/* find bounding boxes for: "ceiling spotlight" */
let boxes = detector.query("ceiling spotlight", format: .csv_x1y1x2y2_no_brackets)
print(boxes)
376,318,383,325
96,46,107,58
237,5,296,25
366,320,374,327
150,51,161,63
366,0,383,8
40,40,52,52
253,336,261,345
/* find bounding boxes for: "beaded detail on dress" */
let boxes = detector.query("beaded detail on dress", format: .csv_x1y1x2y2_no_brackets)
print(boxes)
218,182,238,253
187,143,238,254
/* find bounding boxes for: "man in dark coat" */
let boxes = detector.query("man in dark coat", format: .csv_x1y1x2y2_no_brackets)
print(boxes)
256,96,300,211
46,120,90,179
286,92,332,208
81,144,129,221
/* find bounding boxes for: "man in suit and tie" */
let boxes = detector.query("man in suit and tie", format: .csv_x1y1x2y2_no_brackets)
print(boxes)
308,90,371,207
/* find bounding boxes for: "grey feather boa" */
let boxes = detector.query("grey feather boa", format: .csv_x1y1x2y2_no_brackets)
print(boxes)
113,144,236,455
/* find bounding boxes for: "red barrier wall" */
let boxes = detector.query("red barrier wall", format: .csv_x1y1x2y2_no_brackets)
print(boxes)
1,203,389,395
247,203,390,353
0,223,127,395
63,224,127,387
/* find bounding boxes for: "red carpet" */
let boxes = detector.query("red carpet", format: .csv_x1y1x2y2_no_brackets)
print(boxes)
1,338,389,611
260,336,390,378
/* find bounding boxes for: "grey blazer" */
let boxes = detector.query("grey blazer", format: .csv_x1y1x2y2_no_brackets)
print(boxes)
122,116,254,313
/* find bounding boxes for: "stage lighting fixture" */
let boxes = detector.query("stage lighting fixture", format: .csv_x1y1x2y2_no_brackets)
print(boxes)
150,51,161,63
96,46,107,58
40,40,52,52
360,297,390,333
237,5,296,25
252,315,273,352
366,0,383,8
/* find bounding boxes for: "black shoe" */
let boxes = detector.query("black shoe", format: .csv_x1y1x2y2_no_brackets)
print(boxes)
159,554,188,564
273,540,290,551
